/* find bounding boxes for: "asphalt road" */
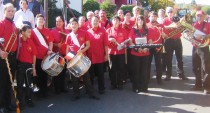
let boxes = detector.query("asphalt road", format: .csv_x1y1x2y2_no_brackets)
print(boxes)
16,38,210,113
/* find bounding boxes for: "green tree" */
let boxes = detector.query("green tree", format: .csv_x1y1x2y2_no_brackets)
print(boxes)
100,0,117,19
202,6,210,15
83,0,100,16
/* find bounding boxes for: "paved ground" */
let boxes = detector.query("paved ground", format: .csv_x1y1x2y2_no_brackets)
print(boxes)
15,38,210,113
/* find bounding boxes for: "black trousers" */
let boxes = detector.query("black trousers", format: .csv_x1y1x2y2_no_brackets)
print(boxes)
53,65,67,92
89,63,105,91
125,48,133,82
192,46,210,89
132,55,149,91
17,62,33,105
0,52,17,108
109,54,126,87
71,73,94,97
36,59,48,96
165,38,184,77
148,48,162,80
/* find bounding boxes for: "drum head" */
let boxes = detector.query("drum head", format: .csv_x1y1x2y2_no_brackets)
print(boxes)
42,53,56,70
67,53,82,68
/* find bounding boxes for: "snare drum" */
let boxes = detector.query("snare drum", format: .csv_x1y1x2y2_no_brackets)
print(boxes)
67,53,91,77
41,53,65,76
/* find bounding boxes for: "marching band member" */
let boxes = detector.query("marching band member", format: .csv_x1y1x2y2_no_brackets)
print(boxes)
78,16,89,31
191,10,210,94
106,16,128,90
130,6,141,26
85,11,94,29
129,15,149,93
31,14,53,98
65,18,99,100
0,3,18,113
51,16,69,94
13,0,35,28
163,7,188,81
99,9,111,29
121,10,133,83
17,24,37,109
117,9,124,22
147,11,166,85
87,16,108,94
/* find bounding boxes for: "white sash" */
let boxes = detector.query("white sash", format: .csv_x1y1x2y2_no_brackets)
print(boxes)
70,32,80,47
33,28,48,49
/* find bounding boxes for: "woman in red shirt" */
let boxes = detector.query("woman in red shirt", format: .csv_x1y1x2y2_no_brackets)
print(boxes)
129,15,150,93
51,16,69,94
87,16,108,94
107,16,128,90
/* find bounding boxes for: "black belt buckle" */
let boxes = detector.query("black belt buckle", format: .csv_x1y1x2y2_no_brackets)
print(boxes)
9,52,16,56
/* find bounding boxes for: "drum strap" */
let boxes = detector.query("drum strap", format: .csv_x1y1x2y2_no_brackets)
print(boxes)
70,31,80,47
33,28,48,49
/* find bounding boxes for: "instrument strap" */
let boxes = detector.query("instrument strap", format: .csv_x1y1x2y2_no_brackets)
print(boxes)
33,28,49,49
70,31,80,47
201,21,206,32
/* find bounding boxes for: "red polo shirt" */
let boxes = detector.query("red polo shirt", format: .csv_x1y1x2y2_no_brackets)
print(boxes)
163,17,181,39
106,26,128,55
18,38,37,64
130,17,137,26
51,27,69,56
193,21,210,46
129,28,150,56
0,18,18,52
122,21,133,36
87,27,108,64
31,27,54,59
147,22,165,44
99,18,111,30
85,21,92,30
65,29,90,55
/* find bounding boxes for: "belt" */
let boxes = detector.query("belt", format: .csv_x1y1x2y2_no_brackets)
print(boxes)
9,52,16,56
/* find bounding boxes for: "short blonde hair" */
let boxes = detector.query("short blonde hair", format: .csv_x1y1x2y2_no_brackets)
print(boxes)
4,3,14,13
132,6,141,13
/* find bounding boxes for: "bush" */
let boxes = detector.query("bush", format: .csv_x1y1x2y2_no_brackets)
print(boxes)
83,0,100,16
100,0,117,19
202,6,210,15
120,5,135,14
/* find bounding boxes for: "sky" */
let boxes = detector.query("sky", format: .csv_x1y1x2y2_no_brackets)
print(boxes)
175,0,210,5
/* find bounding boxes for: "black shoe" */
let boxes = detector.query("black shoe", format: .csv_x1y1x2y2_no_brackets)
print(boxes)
180,76,189,80
99,90,105,94
164,76,171,81
110,85,117,90
117,85,123,90
61,89,68,93
71,96,80,101
27,100,34,108
5,105,15,111
190,86,203,91
89,95,100,100
0,108,9,113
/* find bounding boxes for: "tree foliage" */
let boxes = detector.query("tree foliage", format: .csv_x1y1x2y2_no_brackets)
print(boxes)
100,0,117,19
83,0,100,16
202,6,210,15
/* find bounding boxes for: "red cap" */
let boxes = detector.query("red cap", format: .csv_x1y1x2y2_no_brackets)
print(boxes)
196,10,205,16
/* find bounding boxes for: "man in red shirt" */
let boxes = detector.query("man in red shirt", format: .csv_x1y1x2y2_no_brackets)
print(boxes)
79,16,89,31
0,3,19,113
31,14,53,98
17,24,37,109
163,7,188,81
191,10,210,94
87,16,108,94
85,11,94,29
107,16,128,90
65,18,99,100
99,9,111,30
51,16,69,94
147,11,166,85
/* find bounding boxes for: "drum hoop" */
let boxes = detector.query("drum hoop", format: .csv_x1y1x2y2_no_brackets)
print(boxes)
67,52,83,68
